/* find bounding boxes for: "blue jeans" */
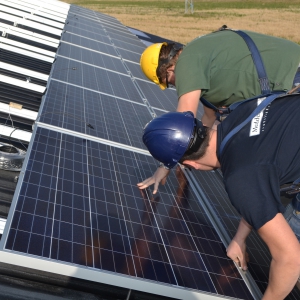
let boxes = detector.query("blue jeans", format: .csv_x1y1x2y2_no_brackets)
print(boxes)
293,67,300,91
284,193,300,242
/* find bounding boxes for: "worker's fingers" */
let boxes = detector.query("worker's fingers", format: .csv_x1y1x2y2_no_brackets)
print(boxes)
161,176,167,185
226,240,248,271
245,251,250,263
137,168,170,194
234,255,248,271
153,181,159,195
137,177,155,189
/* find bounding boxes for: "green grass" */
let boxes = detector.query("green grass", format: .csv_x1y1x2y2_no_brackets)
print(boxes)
70,1,300,10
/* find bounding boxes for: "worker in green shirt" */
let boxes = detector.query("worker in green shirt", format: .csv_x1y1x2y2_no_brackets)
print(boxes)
139,27,300,194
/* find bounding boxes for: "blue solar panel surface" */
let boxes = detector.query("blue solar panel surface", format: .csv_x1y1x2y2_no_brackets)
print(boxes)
61,32,118,56
51,57,143,102
4,127,253,299
116,48,143,64
40,80,152,149
57,43,127,72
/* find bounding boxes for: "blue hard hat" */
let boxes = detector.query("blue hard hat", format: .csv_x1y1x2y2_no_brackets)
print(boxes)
143,111,206,168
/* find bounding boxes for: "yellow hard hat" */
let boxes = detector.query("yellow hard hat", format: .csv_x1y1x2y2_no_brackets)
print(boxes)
140,42,168,90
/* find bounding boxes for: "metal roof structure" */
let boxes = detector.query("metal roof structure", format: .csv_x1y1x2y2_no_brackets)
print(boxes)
0,1,299,299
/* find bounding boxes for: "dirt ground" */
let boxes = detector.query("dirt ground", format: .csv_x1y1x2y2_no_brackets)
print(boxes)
62,1,300,45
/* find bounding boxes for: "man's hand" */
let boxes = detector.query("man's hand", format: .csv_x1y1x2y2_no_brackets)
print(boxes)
137,167,170,194
227,218,251,271
226,238,249,271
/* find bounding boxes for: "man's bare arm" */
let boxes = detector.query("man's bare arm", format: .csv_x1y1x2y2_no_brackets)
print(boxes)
177,90,201,117
202,105,217,128
258,213,300,300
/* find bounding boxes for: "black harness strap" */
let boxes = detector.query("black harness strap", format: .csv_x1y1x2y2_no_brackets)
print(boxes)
201,27,271,116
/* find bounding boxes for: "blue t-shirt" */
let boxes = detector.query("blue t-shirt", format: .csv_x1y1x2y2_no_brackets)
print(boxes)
217,93,300,230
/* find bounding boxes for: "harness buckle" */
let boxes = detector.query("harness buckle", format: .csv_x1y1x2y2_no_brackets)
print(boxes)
216,107,231,122
280,178,300,196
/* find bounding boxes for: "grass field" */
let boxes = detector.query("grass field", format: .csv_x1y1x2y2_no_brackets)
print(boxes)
62,0,300,45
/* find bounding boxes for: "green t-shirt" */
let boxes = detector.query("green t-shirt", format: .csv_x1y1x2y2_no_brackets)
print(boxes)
175,30,300,107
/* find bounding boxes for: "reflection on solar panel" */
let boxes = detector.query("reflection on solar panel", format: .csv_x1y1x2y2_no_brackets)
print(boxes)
3,127,253,299
1,2,299,300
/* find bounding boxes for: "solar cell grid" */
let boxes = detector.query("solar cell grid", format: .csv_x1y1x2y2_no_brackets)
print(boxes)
104,26,138,39
99,20,133,32
72,8,123,25
40,80,151,149
57,43,127,73
64,21,107,39
112,39,145,55
117,48,142,63
51,57,143,102
135,79,179,111
64,25,111,45
68,11,125,33
61,32,118,57
124,60,150,81
3,127,254,299
110,33,146,47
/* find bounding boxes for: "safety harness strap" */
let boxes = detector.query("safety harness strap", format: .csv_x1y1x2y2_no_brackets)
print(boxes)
232,30,271,94
201,28,271,112
218,93,279,156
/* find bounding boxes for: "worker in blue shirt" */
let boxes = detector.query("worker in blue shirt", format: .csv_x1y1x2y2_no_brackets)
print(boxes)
138,92,300,300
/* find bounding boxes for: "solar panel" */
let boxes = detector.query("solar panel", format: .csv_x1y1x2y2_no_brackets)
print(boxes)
64,21,106,36
116,48,143,63
124,60,149,80
57,43,127,72
112,39,145,54
112,32,147,46
2,126,254,300
39,80,153,149
51,57,143,102
61,32,118,57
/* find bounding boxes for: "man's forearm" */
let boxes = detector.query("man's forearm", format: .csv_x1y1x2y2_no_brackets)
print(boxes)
226,218,252,270
258,213,300,300
234,218,252,243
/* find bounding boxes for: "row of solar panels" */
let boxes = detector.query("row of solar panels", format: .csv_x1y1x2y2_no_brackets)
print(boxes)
0,0,68,222
0,1,299,300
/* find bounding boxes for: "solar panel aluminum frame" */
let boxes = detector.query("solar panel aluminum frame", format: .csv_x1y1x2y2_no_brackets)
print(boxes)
0,125,240,300
0,251,232,300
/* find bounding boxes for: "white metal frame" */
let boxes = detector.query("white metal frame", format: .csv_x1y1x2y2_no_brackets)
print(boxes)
0,22,60,48
0,74,46,93
0,41,54,63
0,62,49,82
0,101,38,121
0,11,62,37
0,125,31,142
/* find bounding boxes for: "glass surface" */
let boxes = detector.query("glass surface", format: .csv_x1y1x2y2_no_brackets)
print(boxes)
51,57,143,102
40,80,151,149
5,128,253,299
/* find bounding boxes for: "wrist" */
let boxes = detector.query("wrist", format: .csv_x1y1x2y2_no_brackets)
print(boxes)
232,234,247,244
158,162,170,170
